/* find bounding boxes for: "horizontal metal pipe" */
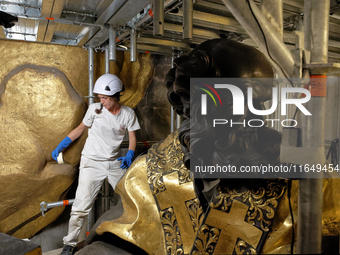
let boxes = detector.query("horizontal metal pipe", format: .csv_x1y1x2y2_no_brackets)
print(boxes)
40,199,75,216
117,0,180,42
6,13,103,28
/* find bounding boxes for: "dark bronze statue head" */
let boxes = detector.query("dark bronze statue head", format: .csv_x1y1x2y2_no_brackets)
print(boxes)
165,38,281,182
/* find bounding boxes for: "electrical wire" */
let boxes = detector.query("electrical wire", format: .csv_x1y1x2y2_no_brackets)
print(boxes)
245,3,298,251
287,179,295,254
326,138,339,166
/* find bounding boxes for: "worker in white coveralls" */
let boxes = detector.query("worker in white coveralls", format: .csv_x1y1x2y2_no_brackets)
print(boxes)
51,74,140,255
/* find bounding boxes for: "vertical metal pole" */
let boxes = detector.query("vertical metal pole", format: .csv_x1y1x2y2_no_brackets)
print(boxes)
130,28,137,62
153,0,164,36
104,45,112,213
170,54,175,133
182,0,193,39
276,81,283,132
260,0,283,132
176,114,181,129
104,179,110,211
87,47,95,233
221,0,295,78
109,26,116,61
298,0,329,253
171,107,175,132
105,47,110,74
87,207,94,235
88,47,94,105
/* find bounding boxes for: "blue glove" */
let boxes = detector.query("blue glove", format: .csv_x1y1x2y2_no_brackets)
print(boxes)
117,150,135,169
52,137,72,162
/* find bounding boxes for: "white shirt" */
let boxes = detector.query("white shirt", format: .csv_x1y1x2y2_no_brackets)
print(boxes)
81,103,140,161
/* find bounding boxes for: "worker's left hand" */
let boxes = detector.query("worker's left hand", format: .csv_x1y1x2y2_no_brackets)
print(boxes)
117,150,135,169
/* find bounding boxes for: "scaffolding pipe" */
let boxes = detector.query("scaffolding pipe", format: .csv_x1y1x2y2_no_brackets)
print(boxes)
170,54,175,133
182,0,193,39
153,0,164,36
130,28,137,62
87,47,95,232
40,199,75,217
221,0,295,79
86,207,94,236
298,0,330,253
117,0,180,42
105,47,110,74
176,114,181,129
104,179,110,212
260,0,283,39
88,47,94,105
109,26,116,61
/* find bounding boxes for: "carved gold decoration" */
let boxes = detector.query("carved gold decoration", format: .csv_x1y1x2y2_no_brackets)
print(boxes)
96,131,203,255
211,182,286,232
147,130,192,195
155,171,197,254
160,207,184,255
186,198,204,233
204,200,262,254
96,155,167,255
192,225,219,255
146,130,203,254
234,239,257,255
94,130,340,254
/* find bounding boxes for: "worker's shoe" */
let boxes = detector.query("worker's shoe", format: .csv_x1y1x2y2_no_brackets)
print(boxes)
60,245,76,255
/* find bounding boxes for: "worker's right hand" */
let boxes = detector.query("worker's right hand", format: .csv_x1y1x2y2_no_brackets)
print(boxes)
52,137,72,162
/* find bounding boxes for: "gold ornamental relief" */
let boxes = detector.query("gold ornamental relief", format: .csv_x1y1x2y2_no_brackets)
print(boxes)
0,64,86,238
147,130,192,195
210,181,286,232
160,207,184,255
155,171,198,254
192,225,220,255
146,131,204,255
186,198,204,233
234,240,257,255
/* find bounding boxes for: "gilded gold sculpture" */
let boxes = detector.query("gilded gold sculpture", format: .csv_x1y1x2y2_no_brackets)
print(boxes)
95,130,203,255
86,130,339,255
81,38,339,255
0,64,87,238
0,40,154,239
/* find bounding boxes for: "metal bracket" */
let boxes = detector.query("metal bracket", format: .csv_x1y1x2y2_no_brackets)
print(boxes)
303,62,340,75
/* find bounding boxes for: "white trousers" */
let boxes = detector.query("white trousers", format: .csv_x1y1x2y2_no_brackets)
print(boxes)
63,156,125,247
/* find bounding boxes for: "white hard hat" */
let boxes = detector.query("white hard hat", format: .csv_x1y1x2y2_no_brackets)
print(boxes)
93,74,123,96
